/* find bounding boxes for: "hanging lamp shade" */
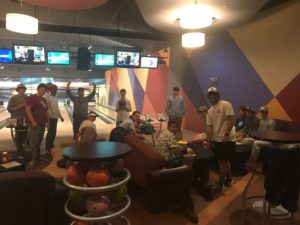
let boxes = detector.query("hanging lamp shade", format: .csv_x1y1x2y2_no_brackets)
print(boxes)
6,13,39,34
182,32,205,48
180,4,212,29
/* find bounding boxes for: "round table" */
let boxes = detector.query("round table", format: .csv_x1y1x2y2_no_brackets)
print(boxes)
63,141,132,225
63,141,131,162
249,130,300,217
250,130,300,143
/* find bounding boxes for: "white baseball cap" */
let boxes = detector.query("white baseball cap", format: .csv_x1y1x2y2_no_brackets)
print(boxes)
88,112,99,117
207,87,218,93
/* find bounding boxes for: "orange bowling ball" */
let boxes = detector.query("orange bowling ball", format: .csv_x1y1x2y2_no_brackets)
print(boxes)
86,166,109,187
66,162,87,186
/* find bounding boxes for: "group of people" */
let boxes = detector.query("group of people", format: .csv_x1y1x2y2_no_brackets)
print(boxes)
149,86,279,190
8,81,276,184
7,81,97,168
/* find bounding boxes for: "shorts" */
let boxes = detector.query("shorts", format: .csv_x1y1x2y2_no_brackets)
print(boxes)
212,141,235,161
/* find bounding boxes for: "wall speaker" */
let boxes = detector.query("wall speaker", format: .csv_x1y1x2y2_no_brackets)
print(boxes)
77,47,91,70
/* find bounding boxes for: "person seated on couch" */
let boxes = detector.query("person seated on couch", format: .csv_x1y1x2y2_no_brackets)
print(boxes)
156,119,198,223
156,120,183,160
119,110,145,140
249,106,277,162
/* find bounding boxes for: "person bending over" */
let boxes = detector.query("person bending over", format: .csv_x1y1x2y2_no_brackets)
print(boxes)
119,110,144,140
76,111,98,142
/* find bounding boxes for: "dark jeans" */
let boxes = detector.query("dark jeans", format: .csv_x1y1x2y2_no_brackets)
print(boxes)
264,147,300,212
15,125,28,152
45,118,58,151
188,143,214,188
72,116,86,139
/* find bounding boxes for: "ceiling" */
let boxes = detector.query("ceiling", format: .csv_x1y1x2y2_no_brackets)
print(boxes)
0,0,290,57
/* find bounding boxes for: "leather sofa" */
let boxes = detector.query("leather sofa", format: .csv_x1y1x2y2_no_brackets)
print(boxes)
0,171,69,225
110,128,193,213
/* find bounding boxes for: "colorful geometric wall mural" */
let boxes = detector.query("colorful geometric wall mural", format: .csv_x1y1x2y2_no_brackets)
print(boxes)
105,2,300,131
105,49,170,118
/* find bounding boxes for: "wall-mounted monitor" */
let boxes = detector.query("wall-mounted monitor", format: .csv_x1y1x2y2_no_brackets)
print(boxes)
140,56,158,69
0,49,13,63
13,44,46,64
47,51,70,65
95,53,115,66
116,50,140,68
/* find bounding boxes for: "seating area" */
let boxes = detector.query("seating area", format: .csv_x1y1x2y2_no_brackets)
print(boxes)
0,121,300,225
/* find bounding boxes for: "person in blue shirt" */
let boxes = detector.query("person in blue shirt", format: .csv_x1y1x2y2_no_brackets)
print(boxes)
166,86,186,133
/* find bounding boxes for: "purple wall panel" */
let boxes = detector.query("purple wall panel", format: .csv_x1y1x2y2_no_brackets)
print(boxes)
108,69,119,107
189,31,273,112
169,46,209,109
127,69,145,111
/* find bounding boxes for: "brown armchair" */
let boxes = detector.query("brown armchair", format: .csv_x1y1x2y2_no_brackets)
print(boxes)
0,171,69,225
112,130,193,213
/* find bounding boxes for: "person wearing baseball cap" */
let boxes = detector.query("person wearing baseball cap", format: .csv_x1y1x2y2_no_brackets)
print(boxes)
249,106,276,163
66,81,96,139
7,83,28,152
75,111,98,142
258,106,276,131
236,106,259,142
206,86,235,188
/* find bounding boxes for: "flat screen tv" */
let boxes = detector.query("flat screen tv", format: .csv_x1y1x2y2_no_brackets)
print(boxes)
116,50,140,68
140,56,158,69
0,49,13,63
95,53,115,66
47,51,70,65
13,45,46,64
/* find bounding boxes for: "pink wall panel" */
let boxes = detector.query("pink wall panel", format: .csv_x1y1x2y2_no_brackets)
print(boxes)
144,64,169,114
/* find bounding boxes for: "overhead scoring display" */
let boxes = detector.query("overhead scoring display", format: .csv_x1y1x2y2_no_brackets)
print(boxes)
1,46,159,69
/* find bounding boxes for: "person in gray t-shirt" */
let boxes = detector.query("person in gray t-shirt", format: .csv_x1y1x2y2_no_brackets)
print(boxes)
66,81,96,139
249,106,277,162
7,84,28,151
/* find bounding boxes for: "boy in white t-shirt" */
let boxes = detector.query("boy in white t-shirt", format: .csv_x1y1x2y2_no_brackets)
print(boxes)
206,87,235,188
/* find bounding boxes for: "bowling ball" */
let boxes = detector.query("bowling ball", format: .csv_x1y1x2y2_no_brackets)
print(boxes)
73,221,89,225
112,185,128,203
66,162,87,185
86,166,109,187
86,195,110,217
68,190,87,213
